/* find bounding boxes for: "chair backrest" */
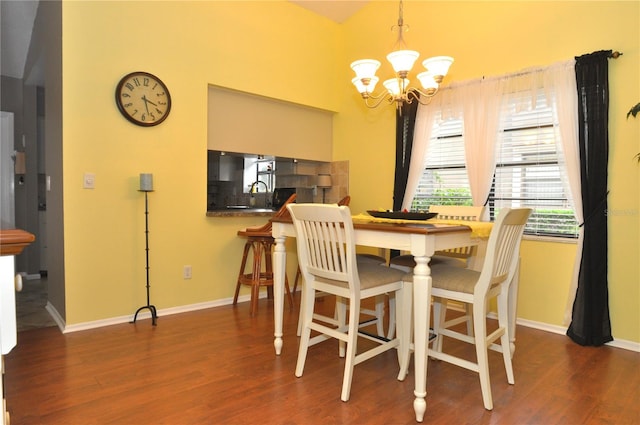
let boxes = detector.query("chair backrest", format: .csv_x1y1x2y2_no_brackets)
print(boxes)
337,195,351,206
475,208,532,297
428,205,485,221
287,204,359,294
244,193,296,235
428,205,485,259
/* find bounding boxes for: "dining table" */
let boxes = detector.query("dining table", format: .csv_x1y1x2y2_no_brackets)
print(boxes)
271,213,485,422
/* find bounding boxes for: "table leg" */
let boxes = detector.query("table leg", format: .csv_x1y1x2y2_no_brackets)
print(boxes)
273,235,286,355
397,278,413,380
412,255,431,423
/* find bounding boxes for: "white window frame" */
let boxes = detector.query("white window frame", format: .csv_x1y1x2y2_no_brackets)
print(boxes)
410,87,578,239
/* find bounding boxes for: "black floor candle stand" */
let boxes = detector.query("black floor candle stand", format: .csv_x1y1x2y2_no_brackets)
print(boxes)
131,188,157,326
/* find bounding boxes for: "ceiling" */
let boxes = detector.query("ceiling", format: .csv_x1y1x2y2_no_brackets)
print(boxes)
0,1,366,82
0,0,39,80
289,1,367,23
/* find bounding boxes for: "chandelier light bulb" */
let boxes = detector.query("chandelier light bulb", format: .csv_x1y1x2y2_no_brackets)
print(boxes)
383,78,410,96
352,76,380,94
351,59,381,80
416,72,439,94
387,50,420,74
422,56,454,83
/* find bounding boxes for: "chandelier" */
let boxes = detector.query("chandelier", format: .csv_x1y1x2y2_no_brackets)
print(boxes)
350,0,453,110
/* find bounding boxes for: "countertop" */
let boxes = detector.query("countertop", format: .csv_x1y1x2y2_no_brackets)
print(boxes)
206,208,275,218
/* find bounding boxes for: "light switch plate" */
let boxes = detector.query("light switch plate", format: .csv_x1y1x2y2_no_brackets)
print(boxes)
83,173,95,189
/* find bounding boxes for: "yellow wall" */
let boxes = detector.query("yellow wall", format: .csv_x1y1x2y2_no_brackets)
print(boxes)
61,1,341,324
60,1,639,344
338,1,639,343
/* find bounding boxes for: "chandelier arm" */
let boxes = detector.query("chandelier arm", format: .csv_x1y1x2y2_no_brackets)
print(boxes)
363,94,393,109
407,88,438,105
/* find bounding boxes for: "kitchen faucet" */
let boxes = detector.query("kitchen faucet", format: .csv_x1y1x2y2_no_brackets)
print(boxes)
250,181,269,193
249,181,269,207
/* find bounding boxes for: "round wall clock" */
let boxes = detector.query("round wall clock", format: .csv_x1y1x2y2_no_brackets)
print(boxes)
115,71,172,127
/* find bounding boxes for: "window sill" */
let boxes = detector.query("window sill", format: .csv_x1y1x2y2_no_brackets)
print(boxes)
523,234,578,244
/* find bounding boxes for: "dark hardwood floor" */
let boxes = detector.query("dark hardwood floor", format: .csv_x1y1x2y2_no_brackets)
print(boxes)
5,295,639,424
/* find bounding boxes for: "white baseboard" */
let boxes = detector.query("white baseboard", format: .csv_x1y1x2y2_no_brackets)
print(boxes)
61,293,257,334
18,272,41,281
513,316,640,353
45,301,65,331
487,312,640,353
56,294,640,353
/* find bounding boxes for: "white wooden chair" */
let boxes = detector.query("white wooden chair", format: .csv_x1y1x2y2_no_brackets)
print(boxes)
296,254,390,338
389,205,486,271
288,203,409,402
294,196,389,338
403,207,531,410
389,205,486,336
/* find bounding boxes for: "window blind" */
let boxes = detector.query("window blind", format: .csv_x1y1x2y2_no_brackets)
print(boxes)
410,90,578,238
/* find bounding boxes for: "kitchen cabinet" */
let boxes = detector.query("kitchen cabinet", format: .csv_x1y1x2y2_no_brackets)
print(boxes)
274,160,318,177
207,151,242,182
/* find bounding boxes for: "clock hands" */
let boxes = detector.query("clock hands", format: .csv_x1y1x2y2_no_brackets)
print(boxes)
141,95,161,121
142,95,150,114
141,95,158,107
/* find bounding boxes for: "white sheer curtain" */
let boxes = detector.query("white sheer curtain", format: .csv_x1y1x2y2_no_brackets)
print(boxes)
402,77,503,213
459,79,503,209
401,97,439,210
499,61,581,324
544,61,583,324
401,81,471,210
401,60,581,322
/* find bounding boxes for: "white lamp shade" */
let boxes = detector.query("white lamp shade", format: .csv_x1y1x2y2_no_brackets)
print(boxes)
383,78,409,96
352,76,379,94
317,174,332,188
386,50,419,73
350,59,381,79
422,56,454,79
416,72,439,93
139,173,153,191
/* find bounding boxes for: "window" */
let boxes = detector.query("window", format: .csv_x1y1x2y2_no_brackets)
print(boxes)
492,92,578,237
411,89,578,238
243,156,275,193
411,116,472,210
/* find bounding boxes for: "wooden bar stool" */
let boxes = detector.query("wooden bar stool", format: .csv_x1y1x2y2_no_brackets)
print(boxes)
233,194,296,316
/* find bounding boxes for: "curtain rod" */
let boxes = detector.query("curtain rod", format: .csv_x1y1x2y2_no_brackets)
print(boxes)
438,52,622,92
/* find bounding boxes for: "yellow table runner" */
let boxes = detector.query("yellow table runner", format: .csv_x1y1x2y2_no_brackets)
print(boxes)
352,213,493,239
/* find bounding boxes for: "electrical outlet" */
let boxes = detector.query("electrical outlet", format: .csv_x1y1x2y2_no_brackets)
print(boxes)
183,265,192,279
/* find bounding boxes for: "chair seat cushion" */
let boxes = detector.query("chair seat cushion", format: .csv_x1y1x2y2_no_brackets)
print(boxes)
403,264,480,294
356,254,387,265
316,262,405,290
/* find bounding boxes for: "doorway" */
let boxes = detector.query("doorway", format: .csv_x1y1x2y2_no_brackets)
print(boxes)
2,111,54,330
1,111,15,228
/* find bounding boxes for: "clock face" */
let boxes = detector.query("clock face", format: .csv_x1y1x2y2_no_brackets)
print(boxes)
115,71,171,126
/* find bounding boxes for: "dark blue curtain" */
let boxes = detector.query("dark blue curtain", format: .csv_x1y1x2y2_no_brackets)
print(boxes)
391,102,419,259
393,102,419,211
567,50,613,346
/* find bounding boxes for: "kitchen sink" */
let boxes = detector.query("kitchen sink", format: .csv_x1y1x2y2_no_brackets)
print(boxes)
225,206,273,212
